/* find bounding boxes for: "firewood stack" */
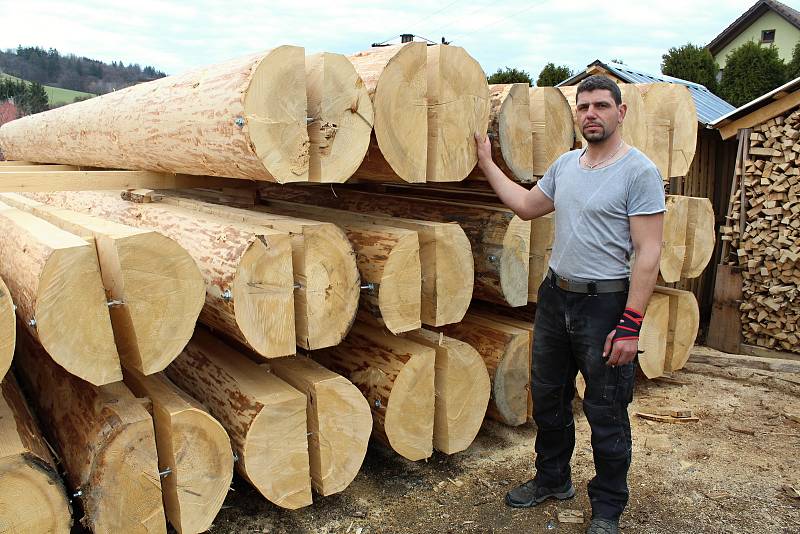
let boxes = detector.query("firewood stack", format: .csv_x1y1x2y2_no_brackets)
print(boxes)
723,109,800,353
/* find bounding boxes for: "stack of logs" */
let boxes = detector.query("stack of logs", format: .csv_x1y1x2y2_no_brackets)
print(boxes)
0,41,715,533
723,108,800,353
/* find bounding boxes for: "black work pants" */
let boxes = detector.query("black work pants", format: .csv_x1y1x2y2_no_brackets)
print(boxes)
531,275,635,520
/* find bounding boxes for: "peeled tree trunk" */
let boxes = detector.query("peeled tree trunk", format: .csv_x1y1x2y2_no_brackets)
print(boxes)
0,47,310,182
0,375,72,534
0,192,205,375
28,191,296,358
14,328,166,533
0,202,120,385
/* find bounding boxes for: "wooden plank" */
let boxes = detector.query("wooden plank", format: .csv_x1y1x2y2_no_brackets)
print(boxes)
0,170,250,192
739,344,800,363
689,350,800,373
706,265,743,354
718,90,800,140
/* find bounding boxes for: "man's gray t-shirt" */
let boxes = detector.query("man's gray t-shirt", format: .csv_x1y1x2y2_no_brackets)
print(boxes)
536,147,666,281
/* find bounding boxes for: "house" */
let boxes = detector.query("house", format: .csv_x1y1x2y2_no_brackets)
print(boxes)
558,61,738,319
707,0,800,70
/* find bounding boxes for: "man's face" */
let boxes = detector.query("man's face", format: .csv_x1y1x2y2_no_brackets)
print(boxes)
575,89,626,143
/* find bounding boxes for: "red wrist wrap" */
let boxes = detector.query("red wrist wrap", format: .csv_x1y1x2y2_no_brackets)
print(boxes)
612,307,643,344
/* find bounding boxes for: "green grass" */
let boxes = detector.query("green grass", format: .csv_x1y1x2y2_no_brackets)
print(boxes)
0,72,95,106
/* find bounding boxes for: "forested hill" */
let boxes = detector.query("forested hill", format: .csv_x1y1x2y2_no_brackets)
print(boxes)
0,46,167,95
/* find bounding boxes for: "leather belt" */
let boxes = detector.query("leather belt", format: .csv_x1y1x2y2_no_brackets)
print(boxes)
547,268,628,295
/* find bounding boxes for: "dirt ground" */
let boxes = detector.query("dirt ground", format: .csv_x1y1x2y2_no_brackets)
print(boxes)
210,345,800,534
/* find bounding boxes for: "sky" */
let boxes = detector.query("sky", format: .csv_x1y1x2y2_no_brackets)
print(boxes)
0,0,767,79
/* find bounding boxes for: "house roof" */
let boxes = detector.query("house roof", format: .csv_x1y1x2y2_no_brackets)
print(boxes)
707,0,800,56
710,76,800,139
556,60,736,126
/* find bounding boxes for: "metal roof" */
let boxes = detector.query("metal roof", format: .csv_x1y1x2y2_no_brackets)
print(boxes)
557,60,736,126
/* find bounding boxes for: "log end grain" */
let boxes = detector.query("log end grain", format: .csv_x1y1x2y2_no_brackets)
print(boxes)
110,231,206,375
489,333,530,426
682,196,715,278
384,351,435,461
496,83,534,183
300,223,360,350
501,215,532,307
378,230,422,334
0,456,72,534
637,83,698,177
306,52,374,183
245,45,310,183
0,275,14,380
233,233,296,357
426,44,490,182
427,224,474,326
618,84,648,153
530,87,575,176
639,292,670,379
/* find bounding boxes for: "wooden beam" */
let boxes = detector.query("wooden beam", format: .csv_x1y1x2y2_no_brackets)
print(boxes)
718,90,800,140
0,170,250,192
122,368,234,533
166,329,312,510
739,344,800,363
689,350,800,373
14,328,166,533
0,375,71,534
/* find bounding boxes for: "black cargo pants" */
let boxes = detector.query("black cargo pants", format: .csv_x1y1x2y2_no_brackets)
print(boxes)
531,274,636,520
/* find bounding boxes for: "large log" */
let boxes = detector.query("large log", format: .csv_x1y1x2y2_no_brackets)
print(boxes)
0,375,72,534
141,191,360,350
161,191,419,334
637,83,698,178
681,196,715,278
123,368,234,534
312,321,435,461
399,328,490,454
434,312,531,426
425,44,489,182
0,203,120,385
661,195,690,283
530,213,555,302
29,191,296,357
305,52,374,183
470,83,533,182
530,87,574,176
256,197,472,326
638,292,670,379
1,193,205,374
0,47,311,182
165,329,312,509
0,275,14,379
258,185,530,307
14,328,166,533
348,43,428,183
269,355,371,496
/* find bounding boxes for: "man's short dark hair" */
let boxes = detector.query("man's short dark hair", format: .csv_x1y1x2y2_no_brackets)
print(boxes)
575,76,622,106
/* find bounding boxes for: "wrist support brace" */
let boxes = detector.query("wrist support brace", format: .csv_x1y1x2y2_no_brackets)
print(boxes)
612,307,643,344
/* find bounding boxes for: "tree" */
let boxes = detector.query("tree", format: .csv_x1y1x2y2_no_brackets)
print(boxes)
661,43,719,93
719,41,787,106
24,81,49,114
786,41,800,81
487,67,532,85
536,63,574,87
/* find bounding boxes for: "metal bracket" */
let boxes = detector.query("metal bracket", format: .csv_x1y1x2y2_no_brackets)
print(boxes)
107,299,125,307
361,282,378,294
159,467,172,479
221,289,232,302
234,117,245,128
27,318,36,328
487,254,499,264
373,398,382,409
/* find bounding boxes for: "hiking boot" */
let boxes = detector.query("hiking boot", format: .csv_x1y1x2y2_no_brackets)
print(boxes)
504,479,575,508
586,518,619,534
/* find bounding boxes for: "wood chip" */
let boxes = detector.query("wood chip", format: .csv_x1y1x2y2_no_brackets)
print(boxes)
728,424,756,436
782,485,800,499
557,509,584,524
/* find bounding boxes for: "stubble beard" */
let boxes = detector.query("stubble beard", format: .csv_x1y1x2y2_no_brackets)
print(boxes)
583,123,611,144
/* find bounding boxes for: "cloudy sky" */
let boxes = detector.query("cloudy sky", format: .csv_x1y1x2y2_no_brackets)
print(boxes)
0,0,763,78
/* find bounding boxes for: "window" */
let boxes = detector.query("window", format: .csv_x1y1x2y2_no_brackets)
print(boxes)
761,29,776,43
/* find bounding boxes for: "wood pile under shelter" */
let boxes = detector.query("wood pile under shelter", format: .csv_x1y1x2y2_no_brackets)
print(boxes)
0,41,717,532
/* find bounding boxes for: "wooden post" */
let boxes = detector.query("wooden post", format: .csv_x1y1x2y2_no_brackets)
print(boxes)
0,202,120,385
0,375,72,534
123,369,234,534
14,328,166,533
0,192,205,375
165,330,312,510
269,355,372,496
312,322,435,461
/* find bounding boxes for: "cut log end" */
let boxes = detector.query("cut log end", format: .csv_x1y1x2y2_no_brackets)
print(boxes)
378,231,422,334
426,225,474,326
501,215,532,307
489,335,530,426
306,52,374,183
639,292,670,378
0,275,14,379
530,87,574,176
245,45,310,183
0,456,72,534
233,234,296,357
384,352,435,461
495,83,534,182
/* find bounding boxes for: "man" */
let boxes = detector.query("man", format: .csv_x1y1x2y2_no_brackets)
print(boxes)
475,75,665,534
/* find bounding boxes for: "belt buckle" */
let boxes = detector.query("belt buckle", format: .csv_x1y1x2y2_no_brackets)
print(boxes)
587,281,598,297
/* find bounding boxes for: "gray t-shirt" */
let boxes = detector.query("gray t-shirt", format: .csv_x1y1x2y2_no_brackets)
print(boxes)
536,147,666,281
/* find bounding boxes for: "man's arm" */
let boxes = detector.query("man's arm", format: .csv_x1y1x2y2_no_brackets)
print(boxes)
475,133,554,220
603,212,664,366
